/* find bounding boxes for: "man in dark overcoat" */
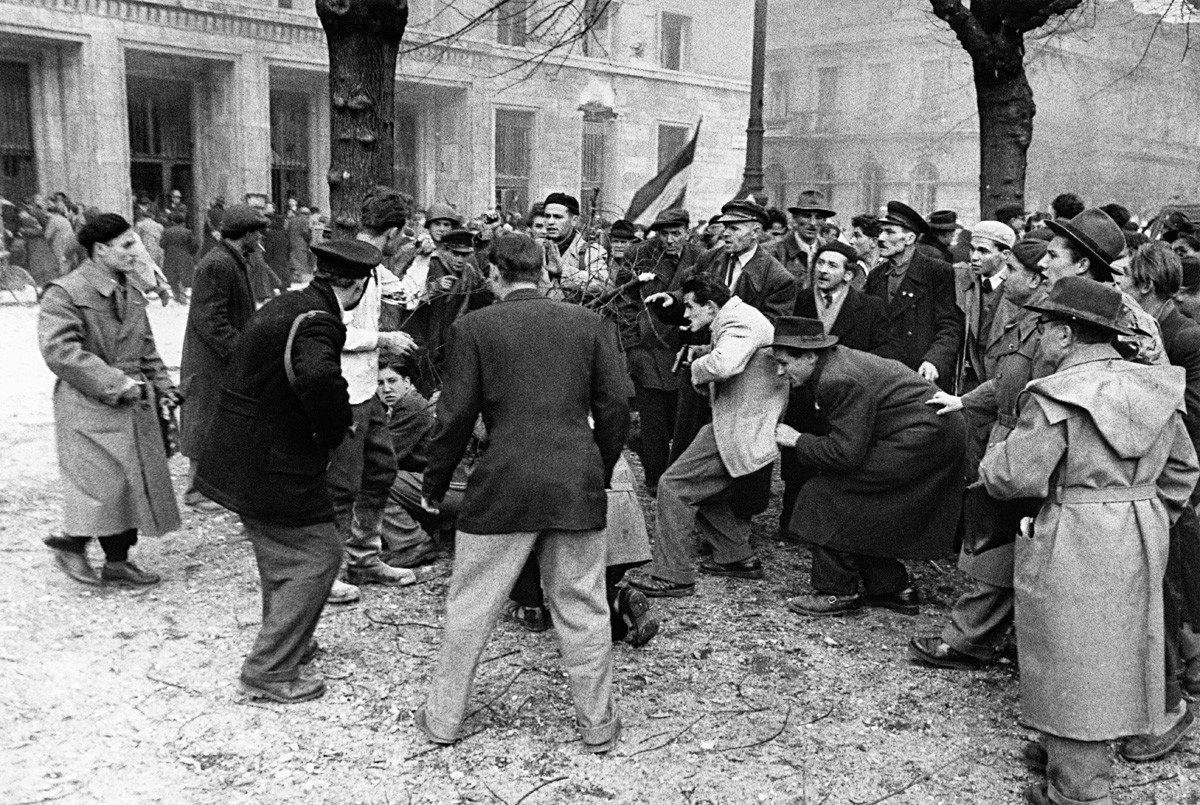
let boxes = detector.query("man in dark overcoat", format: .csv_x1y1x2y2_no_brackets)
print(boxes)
194,240,380,704
780,241,889,537
864,200,963,391
39,214,181,586
179,204,269,508
777,190,835,288
415,232,630,753
771,317,966,617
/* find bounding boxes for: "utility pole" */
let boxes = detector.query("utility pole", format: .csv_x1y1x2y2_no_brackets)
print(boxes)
737,0,767,203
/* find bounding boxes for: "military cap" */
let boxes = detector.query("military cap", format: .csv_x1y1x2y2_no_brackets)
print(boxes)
311,238,382,279
879,200,931,237
648,207,691,231
220,204,270,239
715,199,768,227
543,192,581,216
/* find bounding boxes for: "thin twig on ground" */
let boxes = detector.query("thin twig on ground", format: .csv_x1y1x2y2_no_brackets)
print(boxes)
466,668,529,720
145,671,204,696
512,776,568,805
851,752,966,805
1114,770,1178,790
710,703,792,753
626,713,706,757
363,609,441,630
482,648,519,665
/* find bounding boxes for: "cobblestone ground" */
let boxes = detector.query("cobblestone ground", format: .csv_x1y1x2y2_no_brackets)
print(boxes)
1,300,1197,803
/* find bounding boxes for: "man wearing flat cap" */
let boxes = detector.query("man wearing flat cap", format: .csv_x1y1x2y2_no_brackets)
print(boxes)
179,203,270,510
195,238,382,704
39,213,181,587
779,190,835,287
541,192,609,300
955,220,1017,393
771,316,966,618
976,276,1198,805
864,200,963,391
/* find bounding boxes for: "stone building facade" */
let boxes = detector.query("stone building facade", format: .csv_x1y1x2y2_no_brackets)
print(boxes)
0,0,750,222
762,0,1200,223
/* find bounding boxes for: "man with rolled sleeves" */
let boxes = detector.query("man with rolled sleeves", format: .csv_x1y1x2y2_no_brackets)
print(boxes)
194,239,381,704
864,201,963,391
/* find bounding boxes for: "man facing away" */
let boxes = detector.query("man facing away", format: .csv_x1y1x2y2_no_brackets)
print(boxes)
415,232,630,752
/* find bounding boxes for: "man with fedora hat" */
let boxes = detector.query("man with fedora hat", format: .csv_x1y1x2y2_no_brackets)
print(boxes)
771,316,966,617
617,207,703,493
195,237,385,703
955,220,1018,394
780,190,836,287
179,202,270,511
924,210,963,263
977,275,1198,805
864,200,962,390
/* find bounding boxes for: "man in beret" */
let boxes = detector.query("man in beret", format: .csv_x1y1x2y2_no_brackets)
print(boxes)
179,203,269,511
324,189,421,603
195,237,381,703
780,190,835,287
39,213,182,587
542,192,609,300
955,220,1017,394
863,200,963,391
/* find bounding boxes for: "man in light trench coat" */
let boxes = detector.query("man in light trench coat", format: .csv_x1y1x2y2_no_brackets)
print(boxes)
39,213,182,586
979,276,1199,805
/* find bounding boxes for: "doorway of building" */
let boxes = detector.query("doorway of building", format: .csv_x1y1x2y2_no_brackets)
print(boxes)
127,75,194,217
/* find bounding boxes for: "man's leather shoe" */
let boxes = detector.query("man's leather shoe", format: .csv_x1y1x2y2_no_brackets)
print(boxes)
346,563,417,586
626,574,695,598
908,637,991,670
865,587,919,615
1022,740,1047,774
1121,704,1195,762
414,705,456,745
699,557,764,580
47,546,101,586
326,579,361,604
240,673,326,703
508,604,551,633
615,586,658,648
786,593,863,617
101,560,161,586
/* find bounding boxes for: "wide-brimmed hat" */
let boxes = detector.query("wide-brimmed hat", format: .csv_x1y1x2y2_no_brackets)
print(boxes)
648,207,690,231
220,204,270,239
928,210,959,232
1045,208,1126,283
1024,275,1132,336
787,190,835,218
879,200,931,238
770,316,839,350
715,199,768,228
311,238,382,279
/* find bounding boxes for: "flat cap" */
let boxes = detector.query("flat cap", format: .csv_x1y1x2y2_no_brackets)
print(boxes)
220,204,270,239
928,210,959,232
648,207,690,231
715,199,768,227
609,219,637,240
311,238,382,279
1011,238,1048,273
971,221,1016,250
879,200,930,237
814,240,859,266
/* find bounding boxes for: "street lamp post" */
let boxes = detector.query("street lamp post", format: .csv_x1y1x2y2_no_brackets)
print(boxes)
737,0,767,203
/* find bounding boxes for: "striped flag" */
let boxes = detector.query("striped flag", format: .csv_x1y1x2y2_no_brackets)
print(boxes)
625,119,701,226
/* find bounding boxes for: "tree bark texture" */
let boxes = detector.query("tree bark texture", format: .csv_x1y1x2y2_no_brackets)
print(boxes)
929,0,1083,219
317,0,408,236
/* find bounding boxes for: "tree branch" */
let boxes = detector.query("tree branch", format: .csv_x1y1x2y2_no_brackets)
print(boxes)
1014,0,1087,34
928,0,996,63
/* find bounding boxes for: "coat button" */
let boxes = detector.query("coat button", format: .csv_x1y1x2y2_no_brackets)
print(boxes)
906,331,913,336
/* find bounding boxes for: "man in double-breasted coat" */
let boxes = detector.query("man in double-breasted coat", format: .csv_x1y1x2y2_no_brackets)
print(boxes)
195,239,380,704
39,213,181,587
179,204,269,508
864,201,962,391
979,277,1198,805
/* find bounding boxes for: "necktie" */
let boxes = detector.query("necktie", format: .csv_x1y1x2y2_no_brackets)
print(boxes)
725,256,736,288
821,290,833,308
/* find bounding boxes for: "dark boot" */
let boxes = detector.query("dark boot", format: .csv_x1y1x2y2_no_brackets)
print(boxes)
786,593,863,617
101,560,161,586
44,536,101,586
240,673,326,703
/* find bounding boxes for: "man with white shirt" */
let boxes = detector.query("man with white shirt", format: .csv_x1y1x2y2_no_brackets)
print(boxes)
955,221,1017,394
325,188,418,602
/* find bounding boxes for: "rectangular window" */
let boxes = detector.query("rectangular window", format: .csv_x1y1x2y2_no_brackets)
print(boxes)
660,12,689,71
495,108,533,216
0,61,36,203
816,66,840,110
582,0,617,57
497,3,528,47
657,123,690,173
580,117,607,218
270,91,311,208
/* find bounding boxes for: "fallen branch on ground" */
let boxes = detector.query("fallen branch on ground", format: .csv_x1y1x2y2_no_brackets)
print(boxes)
851,752,966,805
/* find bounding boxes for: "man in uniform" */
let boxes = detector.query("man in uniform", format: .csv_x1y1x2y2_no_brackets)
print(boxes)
195,240,381,703
39,214,181,586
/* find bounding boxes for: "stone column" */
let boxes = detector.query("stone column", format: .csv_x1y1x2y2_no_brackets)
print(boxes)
309,78,331,213
73,29,130,213
236,53,272,200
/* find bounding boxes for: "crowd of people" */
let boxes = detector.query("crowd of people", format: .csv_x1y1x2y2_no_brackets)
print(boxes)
29,179,1200,804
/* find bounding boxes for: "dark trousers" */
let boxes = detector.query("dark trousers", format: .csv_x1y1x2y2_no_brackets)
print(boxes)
810,544,907,597
1164,510,1200,712
327,397,397,568
632,382,677,490
53,529,137,562
511,559,643,643
241,517,342,683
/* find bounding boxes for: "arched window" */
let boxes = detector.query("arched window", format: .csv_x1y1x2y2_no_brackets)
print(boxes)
860,160,883,216
910,161,938,217
811,163,834,206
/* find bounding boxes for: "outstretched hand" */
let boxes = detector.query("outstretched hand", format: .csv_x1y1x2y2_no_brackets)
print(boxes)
925,391,963,415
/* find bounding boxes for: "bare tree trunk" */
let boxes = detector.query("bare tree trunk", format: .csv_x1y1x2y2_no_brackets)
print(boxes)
975,64,1035,219
316,0,408,236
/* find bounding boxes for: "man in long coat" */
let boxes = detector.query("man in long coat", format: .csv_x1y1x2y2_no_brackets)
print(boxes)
772,317,966,617
39,213,181,586
179,204,269,508
979,276,1198,805
195,240,380,704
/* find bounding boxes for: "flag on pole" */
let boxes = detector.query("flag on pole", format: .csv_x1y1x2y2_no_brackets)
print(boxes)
625,119,701,226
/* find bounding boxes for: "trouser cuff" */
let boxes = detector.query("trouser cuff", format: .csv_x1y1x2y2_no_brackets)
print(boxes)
1047,781,1112,805
577,706,620,744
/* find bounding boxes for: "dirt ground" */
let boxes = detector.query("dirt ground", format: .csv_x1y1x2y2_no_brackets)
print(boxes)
2,299,1199,804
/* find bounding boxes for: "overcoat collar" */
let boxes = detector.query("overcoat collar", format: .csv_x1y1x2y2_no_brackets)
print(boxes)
500,287,543,303
78,260,121,298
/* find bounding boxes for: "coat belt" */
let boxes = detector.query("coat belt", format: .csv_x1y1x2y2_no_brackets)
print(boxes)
1055,484,1157,504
